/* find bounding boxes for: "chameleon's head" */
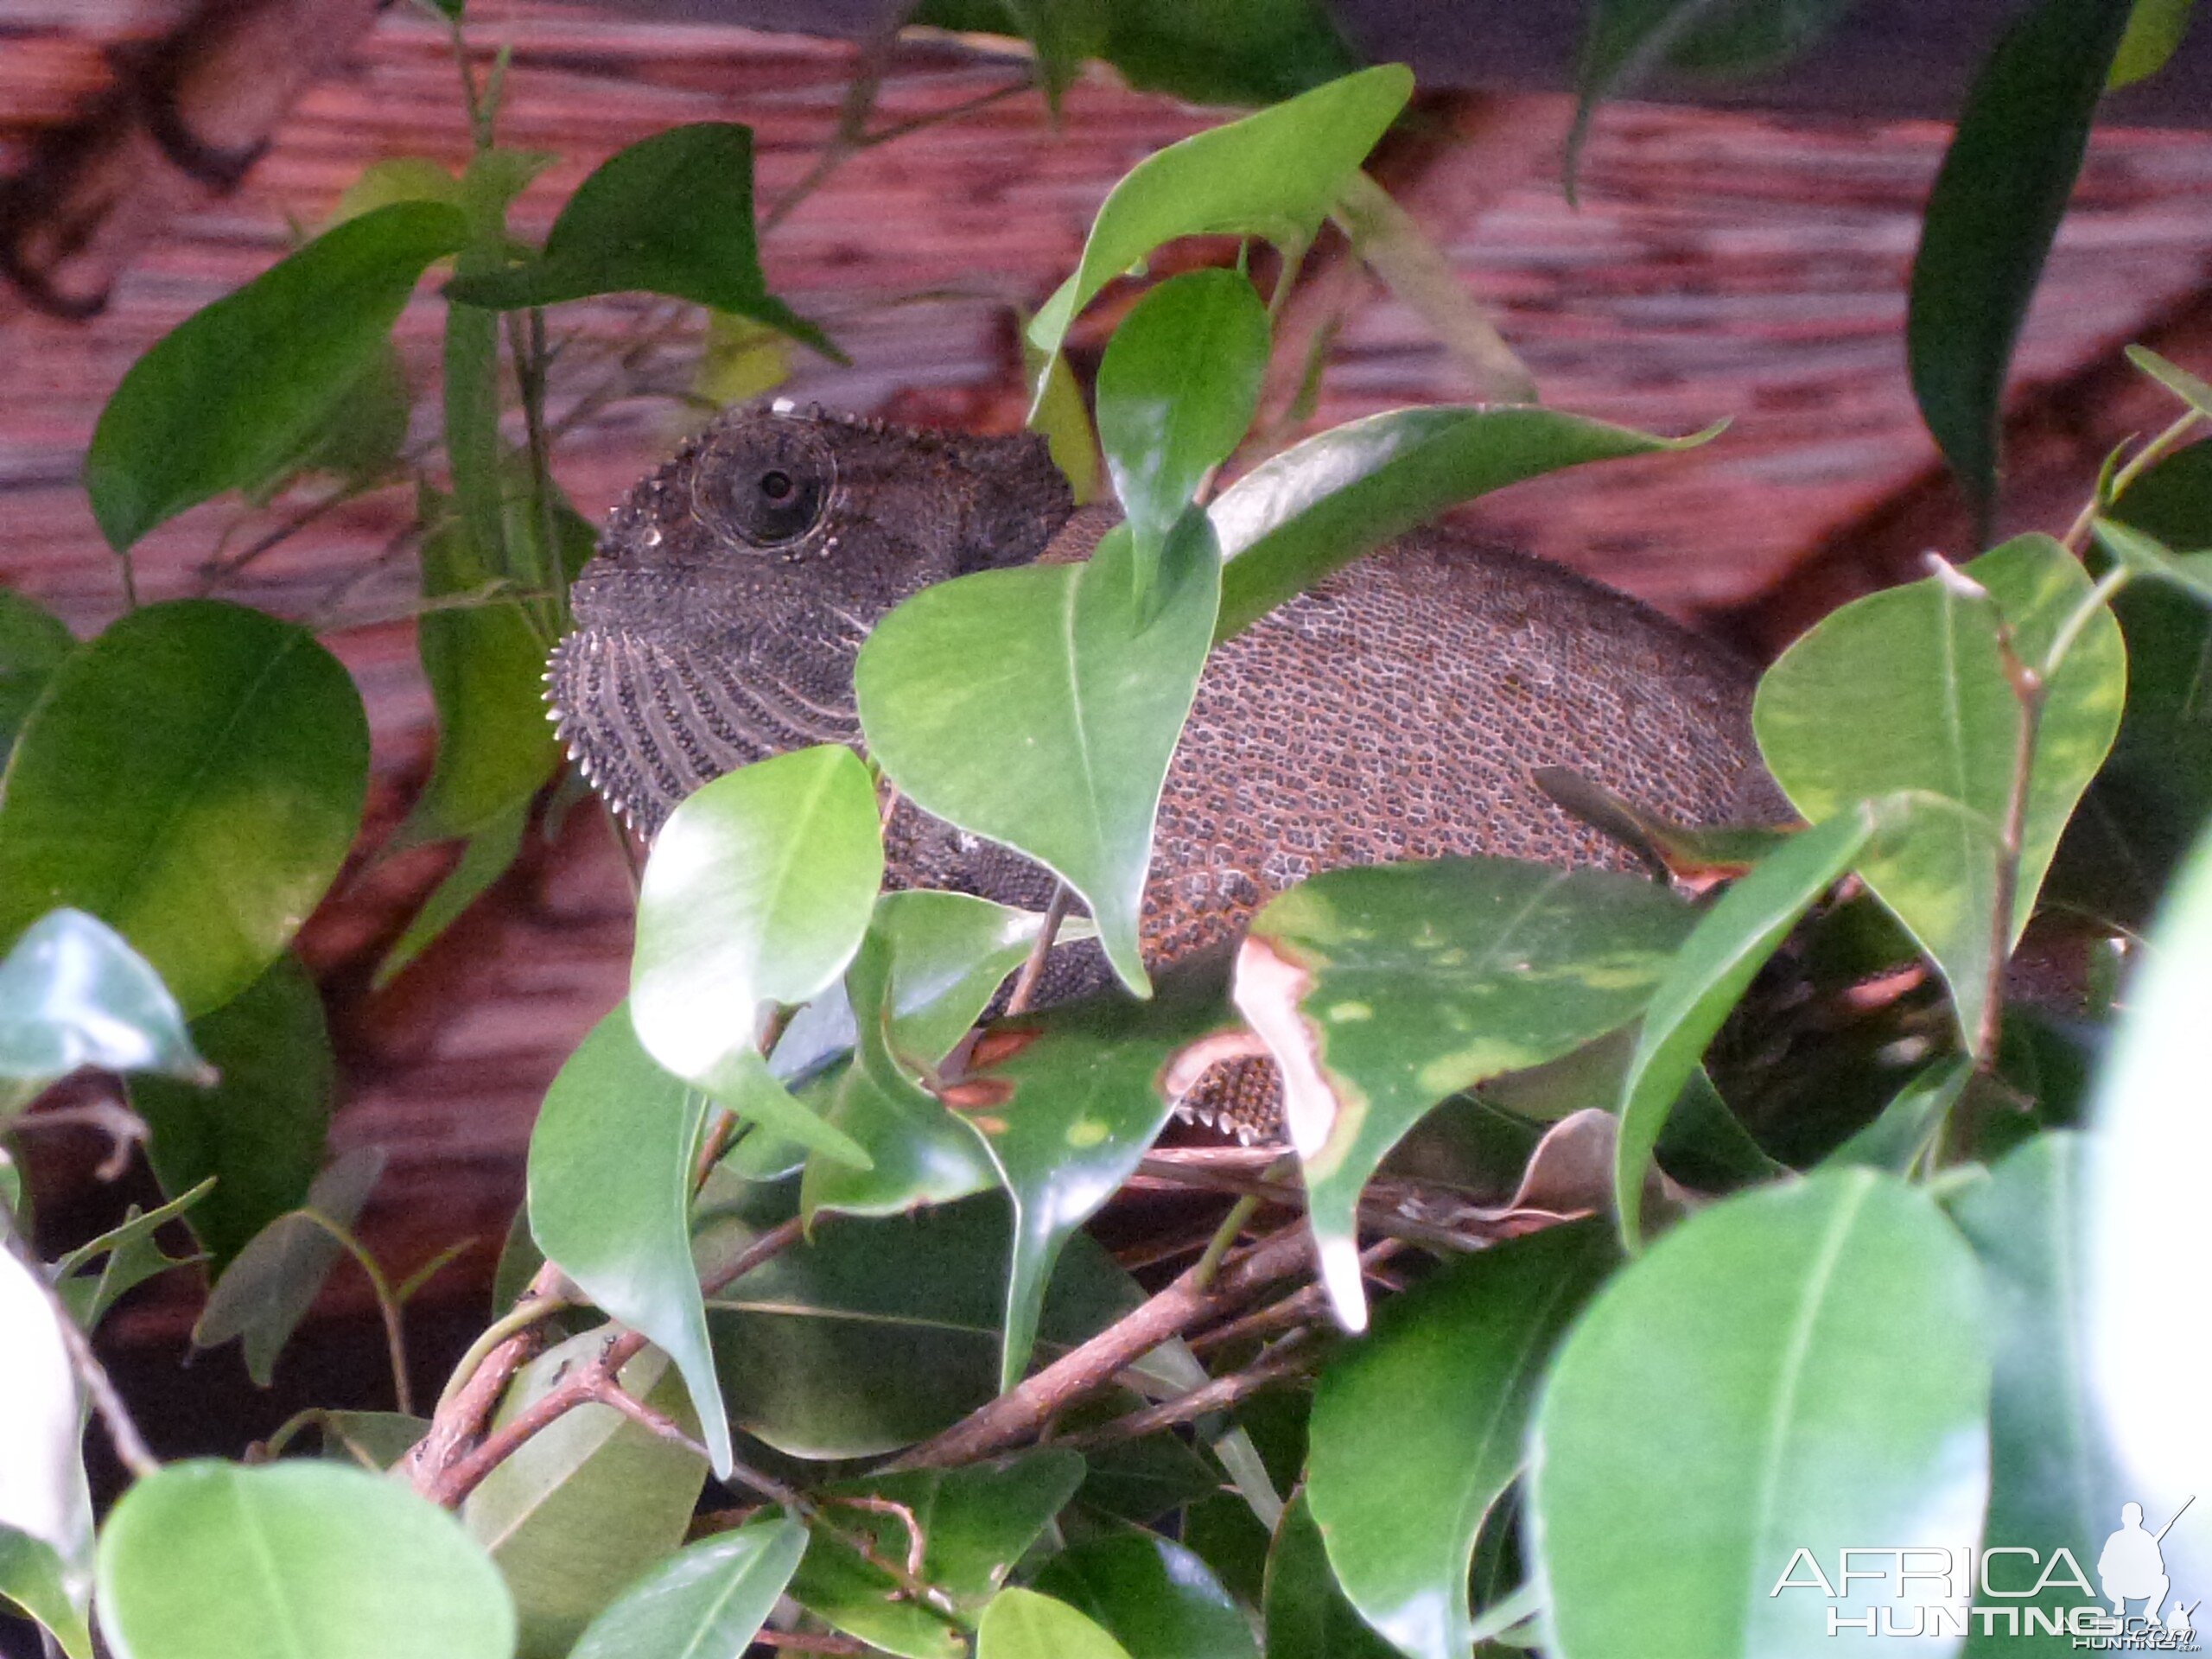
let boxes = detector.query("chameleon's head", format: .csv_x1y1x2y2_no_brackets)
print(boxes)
550,402,1075,835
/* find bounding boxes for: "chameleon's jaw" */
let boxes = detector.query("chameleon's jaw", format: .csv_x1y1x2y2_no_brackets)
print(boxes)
546,623,861,838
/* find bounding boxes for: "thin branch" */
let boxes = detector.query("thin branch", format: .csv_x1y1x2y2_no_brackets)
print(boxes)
5,1230,161,1479
830,1495,927,1580
887,1224,1317,1471
1002,885,1072,1016
753,1634,865,1654
1190,1239,1407,1354
299,1211,414,1416
589,1376,714,1463
430,1287,572,1418
408,1259,568,1497
13,1096,147,1181
1060,1336,1324,1451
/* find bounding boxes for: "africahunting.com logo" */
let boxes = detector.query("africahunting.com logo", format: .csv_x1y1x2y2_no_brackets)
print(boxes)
1770,1497,2199,1647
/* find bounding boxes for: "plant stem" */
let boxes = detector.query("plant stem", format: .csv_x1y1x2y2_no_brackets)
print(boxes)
1190,1192,1264,1292
1003,885,1072,1015
431,1291,571,1417
2063,409,2201,551
4,1229,160,1478
1061,1334,1322,1450
300,1211,414,1416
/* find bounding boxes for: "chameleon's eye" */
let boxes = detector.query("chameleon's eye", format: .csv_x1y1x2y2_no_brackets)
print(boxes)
691,420,835,550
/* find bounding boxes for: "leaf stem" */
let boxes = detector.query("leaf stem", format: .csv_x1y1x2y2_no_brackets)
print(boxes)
3,1228,160,1478
2063,409,2201,551
1002,885,1073,1015
299,1211,414,1416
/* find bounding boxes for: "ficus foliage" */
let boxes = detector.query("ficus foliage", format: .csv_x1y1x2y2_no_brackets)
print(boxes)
3,3,2209,1659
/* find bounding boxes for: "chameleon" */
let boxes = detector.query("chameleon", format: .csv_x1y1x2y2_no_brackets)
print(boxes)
549,402,1774,1139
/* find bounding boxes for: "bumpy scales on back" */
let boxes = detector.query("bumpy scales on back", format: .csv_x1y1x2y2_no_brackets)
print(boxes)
551,404,1775,1139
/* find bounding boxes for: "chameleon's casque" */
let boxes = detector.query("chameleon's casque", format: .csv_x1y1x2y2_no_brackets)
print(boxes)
551,403,1775,1138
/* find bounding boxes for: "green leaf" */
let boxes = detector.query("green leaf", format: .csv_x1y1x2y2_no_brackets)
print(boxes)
1568,1,1855,192
528,1004,733,1477
698,1188,1148,1459
1906,0,2135,531
0,601,371,1018
463,1336,708,1659
399,511,561,846
961,966,1235,1389
373,802,530,988
1234,858,1694,1327
1306,1223,1616,1659
568,1520,806,1659
0,589,73,766
444,123,833,355
1753,536,2126,1050
1824,1052,1974,1173
0,1242,92,1656
1949,1134,2122,1654
194,1147,383,1386
2094,516,2212,606
1613,810,1872,1249
631,745,883,1166
1027,65,1413,365
315,1410,429,1471
0,909,211,1104
1096,269,1270,598
2124,342,2212,420
790,1450,1086,1649
1262,1493,1400,1659
857,517,1219,996
1033,1531,1257,1659
1331,171,1535,405
801,892,1057,1222
978,1588,1135,1659
246,344,410,502
1528,1170,1991,1659
1,1525,92,1659
51,1179,212,1328
131,952,332,1274
96,1460,512,1659
1207,406,1713,640
2110,0,2197,85
2083,820,2212,1595
85,201,466,551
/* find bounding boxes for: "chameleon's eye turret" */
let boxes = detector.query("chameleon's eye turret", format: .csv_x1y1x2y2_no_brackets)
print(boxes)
690,416,836,551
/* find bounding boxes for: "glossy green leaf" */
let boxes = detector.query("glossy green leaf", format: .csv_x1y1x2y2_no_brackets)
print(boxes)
2094,516,2212,605
373,802,529,988
1306,1223,1615,1659
631,744,882,1166
698,1188,1147,1459
1235,857,1694,1328
0,590,72,765
464,1337,708,1659
2084,822,2212,1599
1825,1053,1974,1173
529,1004,732,1477
1027,65,1412,365
85,202,465,551
0,601,370,1018
979,1588,1135,1659
246,344,410,502
1613,810,1872,1249
0,908,211,1104
51,1179,211,1329
399,512,560,846
1034,1531,1257,1659
2110,0,2198,86
801,892,1056,1221
1207,406,1712,640
791,1450,1086,1649
1907,0,2134,530
2125,342,2212,420
1332,171,1535,404
0,1524,92,1659
0,1240,92,1656
1096,269,1270,597
1529,1170,1991,1659
194,1147,383,1386
95,1459,513,1659
1950,1134,2122,1654
131,951,331,1274
857,517,1218,996
1754,536,2126,1049
444,123,831,354
569,1520,806,1659
966,965,1235,1388
1263,1493,1400,1659
1531,766,1793,880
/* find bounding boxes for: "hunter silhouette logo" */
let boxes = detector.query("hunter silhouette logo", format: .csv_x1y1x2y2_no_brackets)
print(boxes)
1770,1493,2200,1645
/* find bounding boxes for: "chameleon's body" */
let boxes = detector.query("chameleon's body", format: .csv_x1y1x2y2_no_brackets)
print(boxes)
550,404,1770,1134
